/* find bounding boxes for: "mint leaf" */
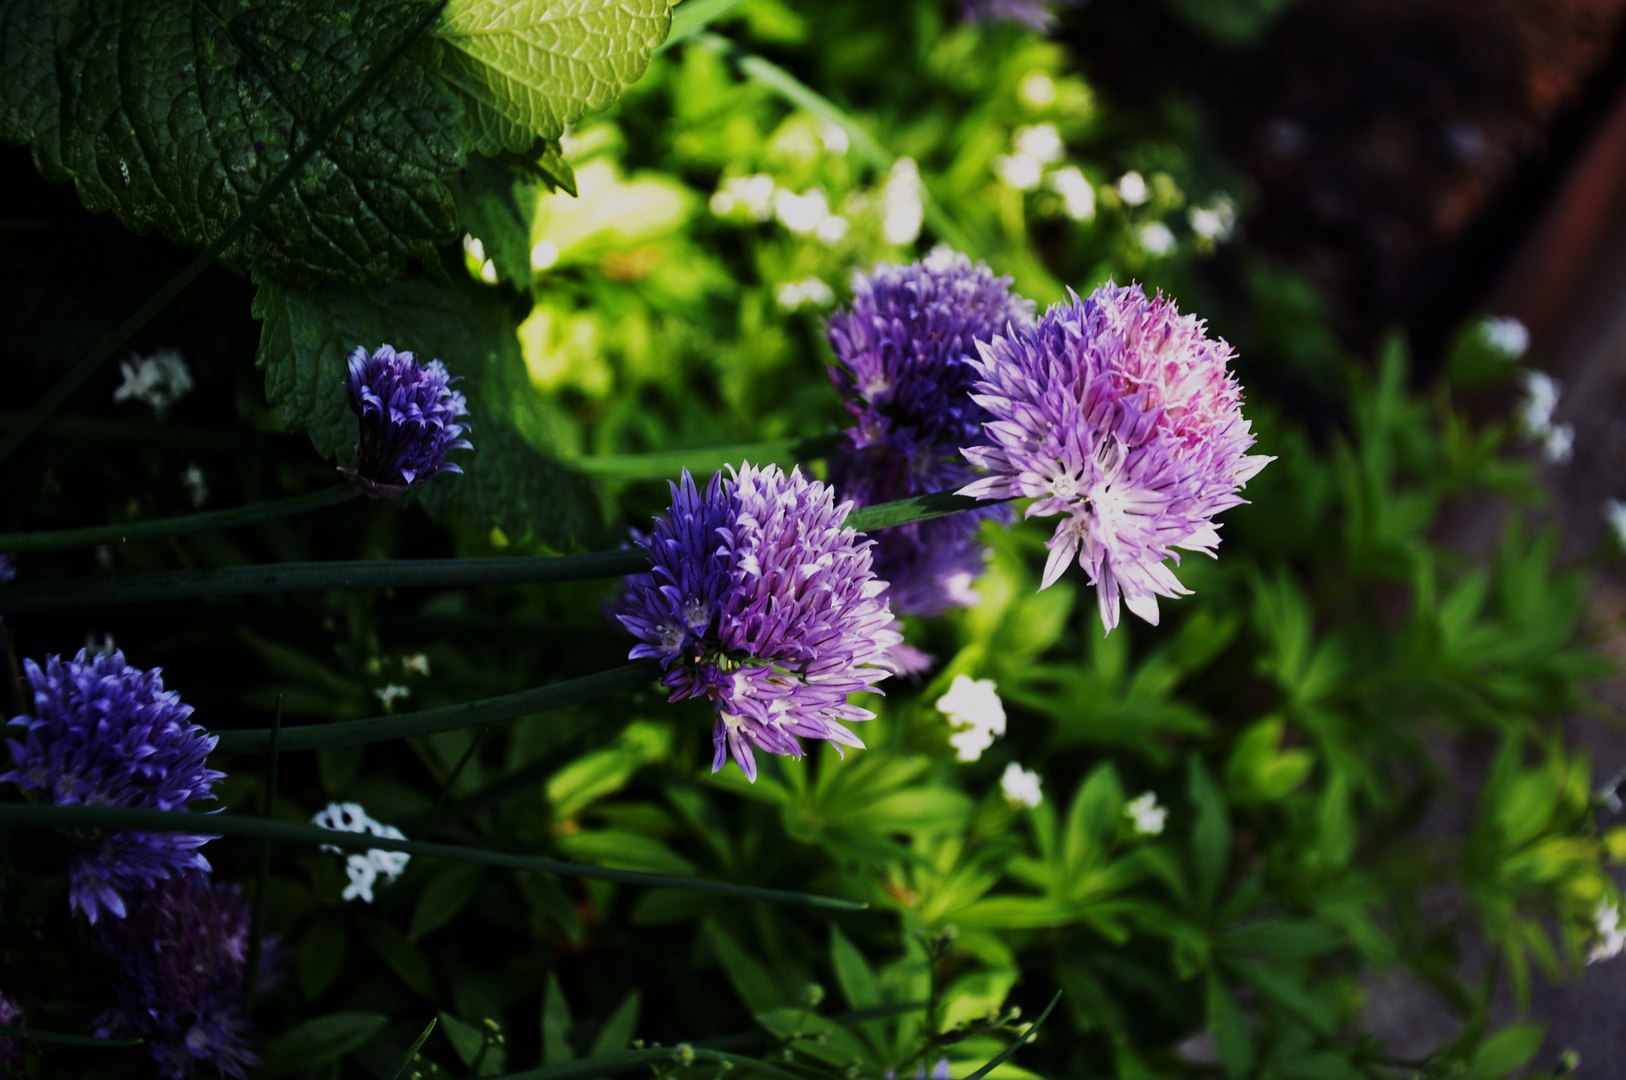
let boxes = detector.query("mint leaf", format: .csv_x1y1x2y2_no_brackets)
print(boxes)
255,273,599,548
435,0,672,155
0,0,462,287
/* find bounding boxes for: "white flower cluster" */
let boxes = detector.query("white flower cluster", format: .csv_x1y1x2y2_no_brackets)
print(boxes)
1605,499,1626,551
995,123,1065,192
1589,898,1625,964
1124,791,1166,835
881,158,924,246
1516,370,1574,464
1188,195,1237,243
936,675,1006,762
113,348,193,418
1479,316,1530,361
1001,762,1043,807
710,174,851,244
373,684,411,708
776,277,836,311
182,463,208,509
312,802,411,904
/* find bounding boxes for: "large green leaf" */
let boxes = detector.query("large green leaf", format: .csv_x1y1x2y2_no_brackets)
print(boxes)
253,272,599,547
0,0,462,287
435,0,672,154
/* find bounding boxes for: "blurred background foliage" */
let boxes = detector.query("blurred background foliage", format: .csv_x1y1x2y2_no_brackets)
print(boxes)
1,0,1621,1078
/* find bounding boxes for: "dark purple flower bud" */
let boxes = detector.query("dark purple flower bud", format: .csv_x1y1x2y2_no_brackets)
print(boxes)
826,252,1029,618
340,344,472,498
961,0,1077,30
3,649,222,922
617,465,899,781
0,991,23,1073
95,875,269,1080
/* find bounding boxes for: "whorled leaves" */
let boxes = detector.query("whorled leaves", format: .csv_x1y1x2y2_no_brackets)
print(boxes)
0,0,465,287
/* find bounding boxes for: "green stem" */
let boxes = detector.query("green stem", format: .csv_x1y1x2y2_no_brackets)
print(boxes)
0,491,1012,615
0,485,356,554
658,0,749,51
243,697,282,1008
0,0,451,469
692,32,978,256
214,661,658,754
485,1046,804,1080
0,549,650,615
0,1024,141,1048
0,802,865,910
961,991,1061,1080
567,433,840,481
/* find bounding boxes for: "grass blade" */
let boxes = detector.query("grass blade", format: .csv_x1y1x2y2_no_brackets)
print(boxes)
384,1018,439,1080
0,0,452,468
486,1046,805,1080
0,485,356,554
846,491,998,532
0,1024,141,1048
0,803,867,910
962,991,1061,1080
213,661,658,754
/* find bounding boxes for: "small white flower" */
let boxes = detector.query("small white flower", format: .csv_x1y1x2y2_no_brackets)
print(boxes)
1125,791,1166,836
815,214,851,245
1517,370,1572,464
1188,195,1237,242
402,653,432,677
312,802,412,904
1589,898,1626,964
531,239,561,270
1013,123,1064,165
712,173,777,222
1115,170,1149,206
882,158,924,245
114,348,193,419
1137,221,1176,256
182,463,208,509
819,122,850,156
1479,316,1530,360
1605,499,1626,550
1047,166,1096,222
374,684,411,707
776,277,836,311
84,632,116,657
994,153,1044,191
774,187,832,235
1001,762,1043,808
1542,424,1574,464
1019,71,1057,108
937,675,1006,763
462,233,486,263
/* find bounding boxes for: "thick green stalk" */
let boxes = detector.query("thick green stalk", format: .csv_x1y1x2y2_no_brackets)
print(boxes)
213,661,658,754
0,549,649,615
0,491,1012,615
0,485,356,554
691,32,978,256
0,0,452,469
568,433,840,481
0,802,866,910
0,1024,141,1048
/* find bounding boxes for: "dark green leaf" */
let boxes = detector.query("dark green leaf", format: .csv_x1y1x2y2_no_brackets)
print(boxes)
543,974,575,1065
295,919,348,1001
452,154,541,288
1464,1022,1545,1079
373,923,437,998
590,993,641,1056
0,0,461,287
1205,974,1254,1080
1188,756,1231,916
409,863,487,941
258,1012,388,1075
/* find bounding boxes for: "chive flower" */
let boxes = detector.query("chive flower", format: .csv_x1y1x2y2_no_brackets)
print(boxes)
341,344,472,498
0,992,22,1073
95,874,266,1079
826,251,1032,616
962,0,1075,29
2,649,222,922
617,465,898,781
960,282,1271,631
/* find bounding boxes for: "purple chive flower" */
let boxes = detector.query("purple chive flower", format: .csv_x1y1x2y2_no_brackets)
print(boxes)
617,465,899,781
962,0,1077,30
826,251,1032,617
960,282,1272,632
0,992,22,1073
0,554,13,584
340,344,472,498
95,875,266,1080
3,650,222,922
